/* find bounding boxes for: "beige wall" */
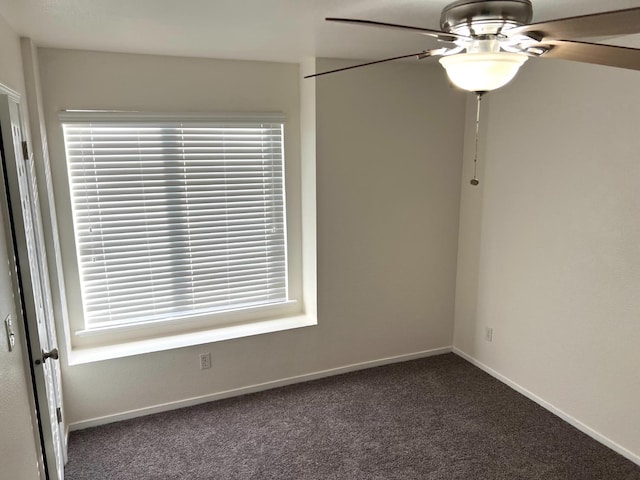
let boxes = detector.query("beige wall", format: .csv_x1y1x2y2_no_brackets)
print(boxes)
39,48,305,347
20,32,640,465
37,49,466,425
454,58,640,459
0,13,44,480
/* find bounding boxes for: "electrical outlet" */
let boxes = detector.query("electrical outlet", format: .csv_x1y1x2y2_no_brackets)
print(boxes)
485,327,493,342
199,352,211,370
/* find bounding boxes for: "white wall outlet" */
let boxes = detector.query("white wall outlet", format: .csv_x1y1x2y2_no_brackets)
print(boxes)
199,352,211,370
485,327,493,342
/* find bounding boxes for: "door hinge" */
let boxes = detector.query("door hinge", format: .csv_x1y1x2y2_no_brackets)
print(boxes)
56,407,62,424
21,141,29,161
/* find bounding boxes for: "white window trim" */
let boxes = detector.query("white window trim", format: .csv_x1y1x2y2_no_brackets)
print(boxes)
70,314,317,365
59,110,288,124
56,110,315,364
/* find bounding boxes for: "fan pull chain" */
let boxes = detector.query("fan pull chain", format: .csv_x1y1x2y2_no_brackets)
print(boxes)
470,92,484,186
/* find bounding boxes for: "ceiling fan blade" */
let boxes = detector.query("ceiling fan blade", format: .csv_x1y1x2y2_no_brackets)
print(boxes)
508,7,640,40
540,40,640,71
304,51,432,79
326,17,466,42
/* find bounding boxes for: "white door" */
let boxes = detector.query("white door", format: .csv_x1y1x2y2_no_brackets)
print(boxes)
0,93,66,478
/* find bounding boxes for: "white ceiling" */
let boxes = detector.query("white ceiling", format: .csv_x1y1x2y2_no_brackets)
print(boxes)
0,0,639,63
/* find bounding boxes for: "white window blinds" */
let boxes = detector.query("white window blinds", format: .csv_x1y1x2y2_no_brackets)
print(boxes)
61,113,288,330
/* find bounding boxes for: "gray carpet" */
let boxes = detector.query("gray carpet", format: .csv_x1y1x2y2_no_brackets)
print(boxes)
65,353,640,479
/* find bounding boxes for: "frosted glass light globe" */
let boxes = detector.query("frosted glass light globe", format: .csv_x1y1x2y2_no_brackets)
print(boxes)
439,52,528,92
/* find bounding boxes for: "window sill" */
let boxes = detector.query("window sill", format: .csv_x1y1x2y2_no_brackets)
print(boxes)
66,314,317,365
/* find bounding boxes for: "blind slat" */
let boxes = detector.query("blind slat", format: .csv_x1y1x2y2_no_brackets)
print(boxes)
63,117,289,328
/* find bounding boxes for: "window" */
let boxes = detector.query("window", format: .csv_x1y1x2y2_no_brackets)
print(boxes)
61,112,297,334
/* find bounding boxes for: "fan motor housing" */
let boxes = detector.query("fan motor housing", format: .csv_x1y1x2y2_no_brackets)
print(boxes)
440,0,533,35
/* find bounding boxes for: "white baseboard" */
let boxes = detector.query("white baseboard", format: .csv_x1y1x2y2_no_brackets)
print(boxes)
69,346,452,431
453,347,640,467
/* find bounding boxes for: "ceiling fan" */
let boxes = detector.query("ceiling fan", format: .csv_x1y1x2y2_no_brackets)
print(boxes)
307,0,640,186
306,0,640,93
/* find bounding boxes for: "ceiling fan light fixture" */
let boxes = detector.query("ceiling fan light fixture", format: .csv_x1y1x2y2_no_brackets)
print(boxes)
439,52,528,92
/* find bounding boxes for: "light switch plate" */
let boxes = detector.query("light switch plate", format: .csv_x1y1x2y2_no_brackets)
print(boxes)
5,314,15,352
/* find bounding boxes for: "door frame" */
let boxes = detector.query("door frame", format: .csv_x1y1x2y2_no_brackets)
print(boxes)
0,85,65,479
